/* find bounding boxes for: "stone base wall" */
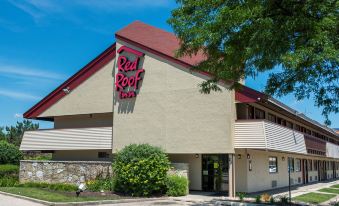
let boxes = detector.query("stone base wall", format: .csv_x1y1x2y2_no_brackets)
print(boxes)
19,160,112,185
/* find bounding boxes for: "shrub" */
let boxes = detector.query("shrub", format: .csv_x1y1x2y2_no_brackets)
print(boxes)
0,164,19,178
270,196,275,204
236,192,246,202
18,182,77,191
261,193,271,202
114,144,170,196
279,195,289,205
165,175,188,196
0,141,23,164
87,177,116,192
255,195,261,203
0,177,19,187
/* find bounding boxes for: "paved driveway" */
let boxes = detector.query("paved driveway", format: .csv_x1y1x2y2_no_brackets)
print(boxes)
0,193,43,206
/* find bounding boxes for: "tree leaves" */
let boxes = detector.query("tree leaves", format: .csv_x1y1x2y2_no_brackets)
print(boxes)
168,0,338,125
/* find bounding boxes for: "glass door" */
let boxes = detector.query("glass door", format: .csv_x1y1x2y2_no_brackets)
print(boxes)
202,154,228,192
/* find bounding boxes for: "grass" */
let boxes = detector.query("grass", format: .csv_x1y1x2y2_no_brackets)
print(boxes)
293,192,336,204
318,188,339,194
0,164,19,176
0,187,123,202
331,184,339,189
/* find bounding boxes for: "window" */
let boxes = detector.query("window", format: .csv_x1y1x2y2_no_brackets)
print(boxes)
269,157,278,173
296,124,301,132
248,105,254,119
268,113,276,123
254,108,265,119
286,121,293,129
308,160,313,171
296,159,301,172
288,157,294,172
98,152,110,158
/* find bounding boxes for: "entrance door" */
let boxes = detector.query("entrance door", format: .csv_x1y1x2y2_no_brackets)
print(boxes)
202,154,228,192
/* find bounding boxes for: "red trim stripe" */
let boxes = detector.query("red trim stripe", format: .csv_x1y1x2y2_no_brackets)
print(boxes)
24,43,116,119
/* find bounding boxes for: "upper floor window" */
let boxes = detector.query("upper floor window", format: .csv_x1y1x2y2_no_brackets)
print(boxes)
268,113,276,123
255,108,265,119
248,105,254,119
286,121,293,129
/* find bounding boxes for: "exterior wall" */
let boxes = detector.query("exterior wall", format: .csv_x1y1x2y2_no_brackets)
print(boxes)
19,160,112,184
168,154,202,190
52,150,112,161
113,41,235,154
235,149,338,193
39,58,115,117
54,113,113,129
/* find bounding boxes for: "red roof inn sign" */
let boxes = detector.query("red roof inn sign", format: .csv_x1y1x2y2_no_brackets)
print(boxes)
115,46,145,99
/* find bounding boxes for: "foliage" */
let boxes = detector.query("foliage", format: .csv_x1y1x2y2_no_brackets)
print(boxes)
293,192,335,204
270,196,275,204
18,182,77,192
255,195,261,204
279,195,289,204
114,144,170,196
0,120,39,146
0,141,23,164
0,187,121,202
236,192,246,202
24,153,52,161
0,164,19,177
168,0,338,125
261,193,271,202
0,177,19,187
165,175,188,197
86,177,116,192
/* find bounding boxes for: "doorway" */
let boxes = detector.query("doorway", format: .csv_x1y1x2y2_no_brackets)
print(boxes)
202,154,228,192
302,159,308,184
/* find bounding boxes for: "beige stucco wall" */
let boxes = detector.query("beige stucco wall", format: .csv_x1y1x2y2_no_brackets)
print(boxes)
235,149,339,193
113,41,235,154
39,58,115,118
168,154,202,190
52,150,112,161
54,113,112,129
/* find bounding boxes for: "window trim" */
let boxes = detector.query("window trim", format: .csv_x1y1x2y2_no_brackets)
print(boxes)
269,156,278,174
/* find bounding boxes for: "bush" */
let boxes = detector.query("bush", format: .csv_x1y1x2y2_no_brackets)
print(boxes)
18,182,77,191
261,193,271,202
166,175,188,196
87,177,116,192
236,192,246,202
0,177,19,187
0,141,23,164
0,164,19,178
255,195,261,203
114,144,170,196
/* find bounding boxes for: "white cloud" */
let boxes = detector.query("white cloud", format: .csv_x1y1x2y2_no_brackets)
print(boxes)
14,113,23,118
0,65,65,80
0,89,41,101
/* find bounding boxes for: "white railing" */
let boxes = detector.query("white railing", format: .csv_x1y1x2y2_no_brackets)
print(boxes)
235,120,307,154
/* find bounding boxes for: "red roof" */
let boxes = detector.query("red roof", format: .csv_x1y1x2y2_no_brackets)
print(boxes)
116,21,206,68
235,85,267,103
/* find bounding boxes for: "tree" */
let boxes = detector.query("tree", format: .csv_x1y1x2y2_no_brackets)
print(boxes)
1,120,39,146
168,0,338,125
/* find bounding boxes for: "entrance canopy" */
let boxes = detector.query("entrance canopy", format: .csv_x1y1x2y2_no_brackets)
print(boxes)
20,127,112,151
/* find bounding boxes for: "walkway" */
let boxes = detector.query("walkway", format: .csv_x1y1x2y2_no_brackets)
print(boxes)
0,193,43,206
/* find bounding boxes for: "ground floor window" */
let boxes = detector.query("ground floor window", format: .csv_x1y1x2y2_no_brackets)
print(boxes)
269,157,278,173
296,158,301,172
288,157,294,172
314,160,318,170
202,154,228,192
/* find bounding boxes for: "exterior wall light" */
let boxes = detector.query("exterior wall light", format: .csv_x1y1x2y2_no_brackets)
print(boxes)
247,154,251,159
195,154,199,158
282,156,285,161
237,154,242,159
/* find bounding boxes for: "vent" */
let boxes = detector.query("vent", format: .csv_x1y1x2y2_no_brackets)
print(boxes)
272,180,277,188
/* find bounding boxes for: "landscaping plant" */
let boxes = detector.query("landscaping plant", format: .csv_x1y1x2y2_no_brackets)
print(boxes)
113,144,170,196
165,174,188,196
261,193,271,203
236,192,246,202
255,195,261,204
86,177,116,192
0,141,23,164
18,182,77,192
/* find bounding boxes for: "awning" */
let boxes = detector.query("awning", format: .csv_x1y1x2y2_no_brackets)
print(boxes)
20,127,112,151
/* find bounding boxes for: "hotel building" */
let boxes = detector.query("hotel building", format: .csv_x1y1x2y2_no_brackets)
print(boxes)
20,21,339,196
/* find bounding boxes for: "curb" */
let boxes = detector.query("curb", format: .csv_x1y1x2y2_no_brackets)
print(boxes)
0,190,169,205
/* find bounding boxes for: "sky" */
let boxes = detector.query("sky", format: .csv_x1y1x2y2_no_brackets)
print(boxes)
0,0,337,129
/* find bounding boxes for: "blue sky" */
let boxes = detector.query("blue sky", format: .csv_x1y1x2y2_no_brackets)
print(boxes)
0,0,337,129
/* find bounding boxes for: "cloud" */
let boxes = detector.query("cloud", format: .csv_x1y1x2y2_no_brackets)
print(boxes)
0,65,65,80
0,89,41,101
14,113,23,118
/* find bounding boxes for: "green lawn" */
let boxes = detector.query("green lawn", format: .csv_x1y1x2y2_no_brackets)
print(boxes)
0,187,122,202
293,192,336,204
318,188,339,194
331,184,339,189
